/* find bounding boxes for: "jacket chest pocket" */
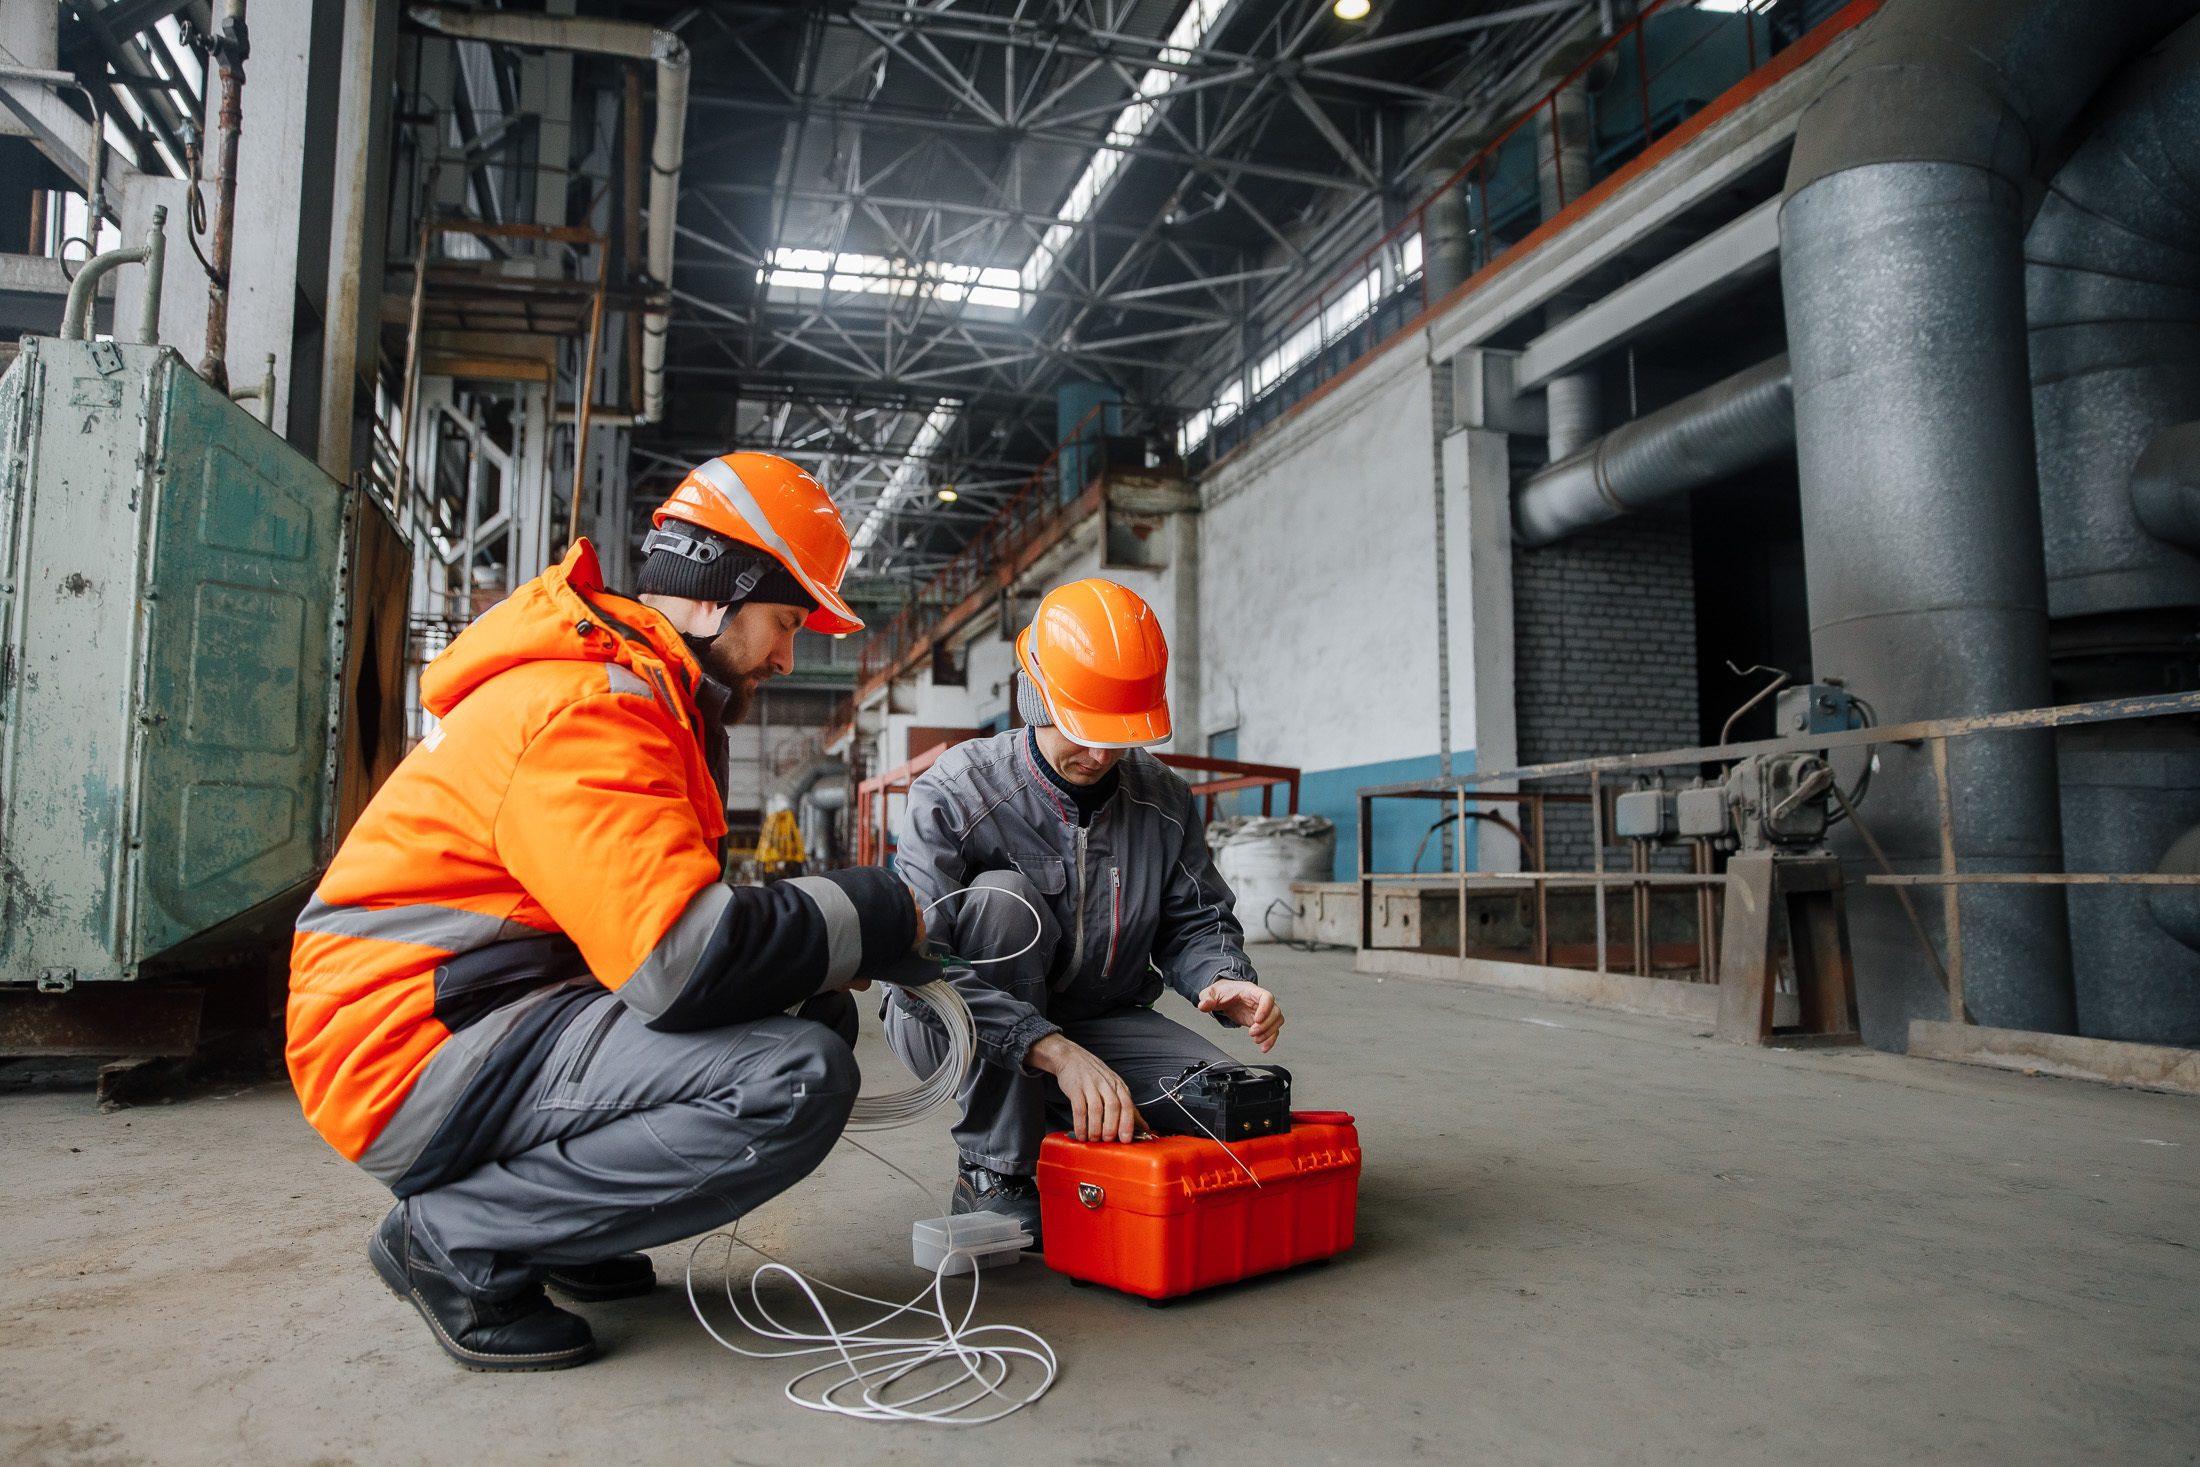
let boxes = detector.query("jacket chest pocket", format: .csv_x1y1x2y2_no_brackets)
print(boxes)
1005,850,1067,895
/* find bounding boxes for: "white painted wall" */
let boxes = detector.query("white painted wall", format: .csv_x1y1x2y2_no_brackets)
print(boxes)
1199,340,1442,772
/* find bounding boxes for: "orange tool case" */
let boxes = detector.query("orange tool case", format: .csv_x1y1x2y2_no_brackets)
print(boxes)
1036,1111,1361,1301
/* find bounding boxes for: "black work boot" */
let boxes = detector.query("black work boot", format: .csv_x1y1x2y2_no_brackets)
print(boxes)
953,1161,1043,1246
369,1204,597,1372
545,1253,656,1302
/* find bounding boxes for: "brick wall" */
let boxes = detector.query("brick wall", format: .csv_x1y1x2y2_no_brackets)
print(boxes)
1511,507,1700,869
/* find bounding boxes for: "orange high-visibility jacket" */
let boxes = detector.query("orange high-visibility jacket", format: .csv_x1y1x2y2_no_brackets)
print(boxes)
287,540,912,1195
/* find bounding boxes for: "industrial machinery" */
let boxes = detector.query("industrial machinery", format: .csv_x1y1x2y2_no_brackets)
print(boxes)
0,220,406,1070
1611,678,1871,1045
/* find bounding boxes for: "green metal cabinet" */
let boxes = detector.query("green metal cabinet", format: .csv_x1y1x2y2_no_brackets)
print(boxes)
0,338,350,989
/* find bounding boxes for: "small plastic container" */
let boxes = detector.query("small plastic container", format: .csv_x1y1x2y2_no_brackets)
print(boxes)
911,1211,1032,1276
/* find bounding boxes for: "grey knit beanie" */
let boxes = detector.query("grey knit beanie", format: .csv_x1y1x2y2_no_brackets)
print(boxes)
635,521,817,612
1014,668,1053,728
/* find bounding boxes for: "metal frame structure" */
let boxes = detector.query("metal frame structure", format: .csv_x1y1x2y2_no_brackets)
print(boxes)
652,0,1603,590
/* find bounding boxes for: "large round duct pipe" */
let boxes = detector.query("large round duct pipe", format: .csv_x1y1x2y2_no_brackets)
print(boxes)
1779,0,2197,1048
2026,18,2200,1047
1515,355,1792,547
1421,164,1473,302
1538,77,1601,460
2131,422,2200,552
2029,20,2200,619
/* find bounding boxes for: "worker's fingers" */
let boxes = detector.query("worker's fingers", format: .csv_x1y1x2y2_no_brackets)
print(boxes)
1067,1084,1090,1142
1113,1080,1137,1143
1098,1081,1123,1143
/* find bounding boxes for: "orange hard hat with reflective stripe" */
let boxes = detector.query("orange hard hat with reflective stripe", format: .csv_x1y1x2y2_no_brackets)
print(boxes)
651,451,864,634
1015,578,1171,748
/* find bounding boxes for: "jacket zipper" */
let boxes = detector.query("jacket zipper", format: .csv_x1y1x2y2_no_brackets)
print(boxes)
566,1001,623,1086
1102,867,1122,977
1067,824,1090,981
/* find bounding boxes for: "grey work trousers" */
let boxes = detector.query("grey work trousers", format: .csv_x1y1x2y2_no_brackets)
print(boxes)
402,989,858,1300
883,870,1231,1176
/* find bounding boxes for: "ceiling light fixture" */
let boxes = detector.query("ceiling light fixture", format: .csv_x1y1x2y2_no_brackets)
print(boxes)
937,485,959,503
1333,0,1371,19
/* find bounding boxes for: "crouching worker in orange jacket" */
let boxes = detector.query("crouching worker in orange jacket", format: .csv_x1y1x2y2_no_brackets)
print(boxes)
287,453,922,1372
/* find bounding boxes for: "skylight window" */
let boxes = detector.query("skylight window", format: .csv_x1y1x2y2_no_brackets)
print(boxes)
763,248,1021,311
1020,0,1234,302
848,399,963,570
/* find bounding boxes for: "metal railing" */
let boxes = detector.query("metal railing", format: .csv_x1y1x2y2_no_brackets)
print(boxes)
1357,689,2200,1030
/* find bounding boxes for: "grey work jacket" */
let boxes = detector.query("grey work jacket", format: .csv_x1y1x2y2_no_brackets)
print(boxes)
895,728,1256,1066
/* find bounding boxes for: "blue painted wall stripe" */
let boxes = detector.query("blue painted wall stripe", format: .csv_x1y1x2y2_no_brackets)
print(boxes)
1293,750,1477,882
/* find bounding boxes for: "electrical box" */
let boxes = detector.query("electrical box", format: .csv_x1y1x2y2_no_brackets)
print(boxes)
1613,787,1675,839
1675,784,1729,838
1774,683,1856,737
0,339,355,987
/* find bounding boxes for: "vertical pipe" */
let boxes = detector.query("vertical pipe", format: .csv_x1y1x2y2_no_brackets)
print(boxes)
567,253,608,549
1591,774,1608,974
393,208,431,530
1777,0,2190,1045
199,0,248,393
135,206,166,345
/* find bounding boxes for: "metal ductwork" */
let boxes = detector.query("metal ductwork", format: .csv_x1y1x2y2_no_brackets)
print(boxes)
1514,355,1792,547
2130,422,2200,552
1538,76,1601,460
2025,16,2200,1047
1779,0,2198,1048
1422,162,1474,302
407,6,688,425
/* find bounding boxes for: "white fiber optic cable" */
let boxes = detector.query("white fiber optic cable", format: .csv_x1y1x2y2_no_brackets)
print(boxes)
842,882,1043,1130
694,879,1058,1424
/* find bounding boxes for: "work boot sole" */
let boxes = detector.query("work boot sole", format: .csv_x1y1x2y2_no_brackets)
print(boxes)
368,1224,598,1373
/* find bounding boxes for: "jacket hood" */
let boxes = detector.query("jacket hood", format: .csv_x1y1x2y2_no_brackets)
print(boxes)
421,539,700,718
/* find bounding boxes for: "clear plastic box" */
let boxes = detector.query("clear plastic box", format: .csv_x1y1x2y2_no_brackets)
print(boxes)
911,1211,1031,1276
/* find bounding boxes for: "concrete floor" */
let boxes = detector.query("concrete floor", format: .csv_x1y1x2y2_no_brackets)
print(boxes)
3,948,2196,1466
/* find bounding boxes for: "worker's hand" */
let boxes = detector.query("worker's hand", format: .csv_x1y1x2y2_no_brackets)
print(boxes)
1197,979,1284,1052
1029,1034,1145,1143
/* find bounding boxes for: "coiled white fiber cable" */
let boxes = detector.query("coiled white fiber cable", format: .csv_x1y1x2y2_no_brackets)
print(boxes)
844,881,1042,1130
692,881,1058,1424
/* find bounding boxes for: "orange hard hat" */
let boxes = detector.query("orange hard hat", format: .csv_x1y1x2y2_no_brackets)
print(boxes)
1015,579,1171,748
651,452,863,634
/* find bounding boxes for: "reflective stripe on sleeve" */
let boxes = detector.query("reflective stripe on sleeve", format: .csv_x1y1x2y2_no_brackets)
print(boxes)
615,882,733,1020
783,874,863,991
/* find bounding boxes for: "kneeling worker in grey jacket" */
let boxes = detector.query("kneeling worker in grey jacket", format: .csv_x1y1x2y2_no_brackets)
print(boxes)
887,578,1285,1241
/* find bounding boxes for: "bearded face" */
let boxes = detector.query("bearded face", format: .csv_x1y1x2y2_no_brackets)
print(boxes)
693,600,805,719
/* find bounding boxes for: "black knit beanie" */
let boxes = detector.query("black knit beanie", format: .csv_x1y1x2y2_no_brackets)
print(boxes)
635,522,818,614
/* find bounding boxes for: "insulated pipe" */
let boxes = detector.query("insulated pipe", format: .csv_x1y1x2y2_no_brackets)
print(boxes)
2028,20,2200,613
2130,421,2200,552
2026,20,2200,1047
1514,355,1792,546
1780,0,2197,1046
1538,77,1600,459
406,6,688,424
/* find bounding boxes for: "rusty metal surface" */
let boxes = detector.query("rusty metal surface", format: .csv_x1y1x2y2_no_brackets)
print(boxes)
0,984,203,1057
0,340,348,987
